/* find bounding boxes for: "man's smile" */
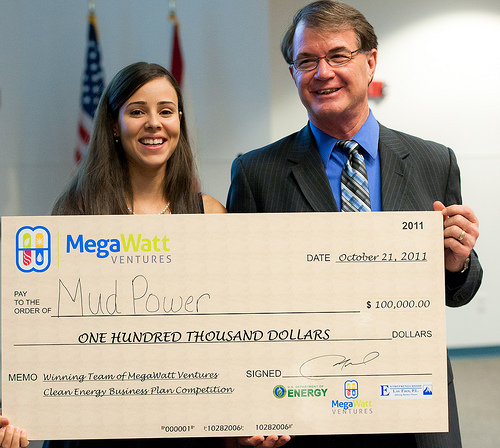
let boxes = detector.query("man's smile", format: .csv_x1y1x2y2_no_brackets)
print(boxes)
315,87,341,95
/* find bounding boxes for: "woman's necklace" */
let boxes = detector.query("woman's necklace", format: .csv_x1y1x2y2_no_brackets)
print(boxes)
127,202,170,215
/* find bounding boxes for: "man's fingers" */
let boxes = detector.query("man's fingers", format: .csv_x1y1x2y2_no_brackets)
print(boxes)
238,436,265,446
433,201,445,213
237,435,291,448
441,204,478,224
260,435,279,447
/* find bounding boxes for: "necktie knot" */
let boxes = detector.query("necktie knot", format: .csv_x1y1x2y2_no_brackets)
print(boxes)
336,139,360,155
338,140,371,212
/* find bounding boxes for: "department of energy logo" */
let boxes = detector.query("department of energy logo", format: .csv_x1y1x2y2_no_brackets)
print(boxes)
273,385,327,398
16,226,51,273
273,385,286,399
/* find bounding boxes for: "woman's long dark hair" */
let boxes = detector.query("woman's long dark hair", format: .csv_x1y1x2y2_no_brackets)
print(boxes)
52,62,201,215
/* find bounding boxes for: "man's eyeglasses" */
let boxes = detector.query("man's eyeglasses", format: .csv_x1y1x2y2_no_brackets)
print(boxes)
290,49,362,71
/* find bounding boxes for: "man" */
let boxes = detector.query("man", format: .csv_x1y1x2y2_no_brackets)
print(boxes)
227,1,482,447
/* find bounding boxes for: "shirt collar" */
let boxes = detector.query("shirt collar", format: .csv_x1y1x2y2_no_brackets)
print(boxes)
311,110,380,167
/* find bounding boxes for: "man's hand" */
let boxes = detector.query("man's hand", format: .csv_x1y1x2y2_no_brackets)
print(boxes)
237,435,292,448
433,201,479,272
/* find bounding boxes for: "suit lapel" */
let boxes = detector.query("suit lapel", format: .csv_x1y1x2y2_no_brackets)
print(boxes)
379,125,413,211
288,126,338,212
284,124,416,213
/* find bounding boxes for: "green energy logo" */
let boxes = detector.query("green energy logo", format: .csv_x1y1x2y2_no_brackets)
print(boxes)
273,385,286,399
273,385,327,398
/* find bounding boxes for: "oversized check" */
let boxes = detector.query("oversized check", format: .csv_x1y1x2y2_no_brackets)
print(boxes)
1,212,448,440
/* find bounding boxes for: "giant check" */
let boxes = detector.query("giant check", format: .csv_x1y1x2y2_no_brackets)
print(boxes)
1,212,448,439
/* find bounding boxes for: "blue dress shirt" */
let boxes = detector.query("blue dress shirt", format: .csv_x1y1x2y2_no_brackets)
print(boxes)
311,111,381,211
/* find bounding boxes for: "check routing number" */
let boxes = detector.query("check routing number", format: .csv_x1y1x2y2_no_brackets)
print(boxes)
1,212,448,439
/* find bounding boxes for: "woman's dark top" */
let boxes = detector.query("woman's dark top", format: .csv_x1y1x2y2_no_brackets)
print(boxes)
43,193,227,448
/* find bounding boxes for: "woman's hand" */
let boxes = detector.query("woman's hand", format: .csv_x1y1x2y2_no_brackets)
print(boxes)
0,416,29,448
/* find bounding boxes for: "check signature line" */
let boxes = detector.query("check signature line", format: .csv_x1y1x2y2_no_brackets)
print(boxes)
283,372,433,378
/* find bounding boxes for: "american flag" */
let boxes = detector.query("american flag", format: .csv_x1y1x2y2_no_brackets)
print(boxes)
75,9,104,164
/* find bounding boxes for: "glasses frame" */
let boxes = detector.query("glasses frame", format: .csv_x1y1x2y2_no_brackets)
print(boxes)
290,48,362,71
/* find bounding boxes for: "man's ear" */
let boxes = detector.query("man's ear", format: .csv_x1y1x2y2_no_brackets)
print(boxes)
367,49,377,82
289,65,298,86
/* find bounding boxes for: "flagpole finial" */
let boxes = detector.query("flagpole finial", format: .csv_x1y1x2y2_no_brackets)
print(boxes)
169,0,177,22
89,0,96,14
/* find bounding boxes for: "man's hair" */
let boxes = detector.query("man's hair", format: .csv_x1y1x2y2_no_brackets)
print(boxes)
281,1,378,64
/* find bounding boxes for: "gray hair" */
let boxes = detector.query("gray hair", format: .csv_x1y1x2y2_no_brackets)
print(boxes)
281,1,378,64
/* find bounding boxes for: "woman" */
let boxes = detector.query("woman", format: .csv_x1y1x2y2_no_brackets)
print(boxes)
52,61,225,216
45,62,227,448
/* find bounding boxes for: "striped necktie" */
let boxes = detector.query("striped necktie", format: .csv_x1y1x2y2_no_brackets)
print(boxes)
338,140,371,212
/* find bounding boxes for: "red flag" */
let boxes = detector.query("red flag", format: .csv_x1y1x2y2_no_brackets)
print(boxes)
169,10,184,86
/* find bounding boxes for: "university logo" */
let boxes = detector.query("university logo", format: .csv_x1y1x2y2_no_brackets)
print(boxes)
344,380,358,399
16,226,51,273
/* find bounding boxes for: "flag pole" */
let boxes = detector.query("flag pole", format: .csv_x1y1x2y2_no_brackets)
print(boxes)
168,0,177,23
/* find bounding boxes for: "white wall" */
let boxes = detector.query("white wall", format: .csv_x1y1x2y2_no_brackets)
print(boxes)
1,0,499,348
269,0,500,348
0,0,271,213
370,5,500,348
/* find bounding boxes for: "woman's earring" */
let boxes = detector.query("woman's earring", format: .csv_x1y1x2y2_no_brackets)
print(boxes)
113,133,119,144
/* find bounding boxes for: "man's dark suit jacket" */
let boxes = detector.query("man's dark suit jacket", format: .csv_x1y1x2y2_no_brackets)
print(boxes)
227,123,483,448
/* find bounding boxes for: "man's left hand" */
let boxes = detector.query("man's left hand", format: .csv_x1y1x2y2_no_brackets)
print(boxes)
433,201,479,273
236,435,292,448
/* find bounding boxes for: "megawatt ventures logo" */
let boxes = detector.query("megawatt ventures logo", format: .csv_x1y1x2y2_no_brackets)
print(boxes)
65,232,171,264
16,226,51,273
15,226,172,273
331,381,373,414
344,380,359,399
